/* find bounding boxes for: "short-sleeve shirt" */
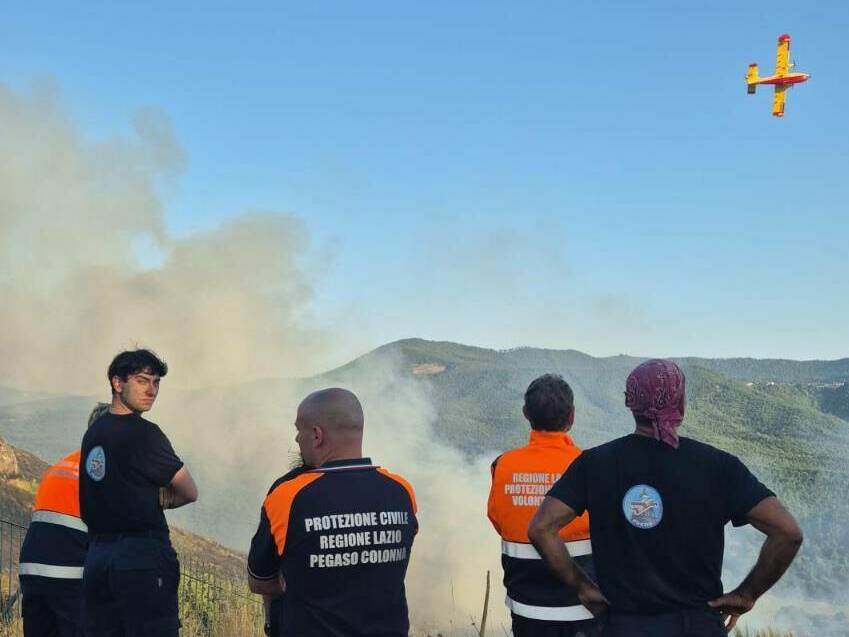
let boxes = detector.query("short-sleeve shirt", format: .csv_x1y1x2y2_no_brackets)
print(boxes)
248,458,418,637
80,412,184,535
547,434,774,613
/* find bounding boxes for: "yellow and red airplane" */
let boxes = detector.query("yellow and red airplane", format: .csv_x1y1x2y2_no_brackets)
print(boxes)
746,34,810,117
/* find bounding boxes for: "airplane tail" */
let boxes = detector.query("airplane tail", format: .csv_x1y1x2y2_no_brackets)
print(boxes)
747,64,759,93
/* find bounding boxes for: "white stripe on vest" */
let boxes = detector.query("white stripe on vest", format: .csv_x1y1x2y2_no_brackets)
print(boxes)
19,563,84,579
31,510,88,533
506,595,594,621
501,538,592,559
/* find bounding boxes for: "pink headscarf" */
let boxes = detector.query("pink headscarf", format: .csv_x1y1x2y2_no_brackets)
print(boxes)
624,359,686,449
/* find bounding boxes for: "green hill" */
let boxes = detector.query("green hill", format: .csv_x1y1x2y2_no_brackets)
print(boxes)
813,382,849,421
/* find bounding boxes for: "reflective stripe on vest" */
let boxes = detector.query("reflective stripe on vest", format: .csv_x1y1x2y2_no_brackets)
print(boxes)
506,595,594,621
31,510,88,533
18,562,84,579
502,538,592,560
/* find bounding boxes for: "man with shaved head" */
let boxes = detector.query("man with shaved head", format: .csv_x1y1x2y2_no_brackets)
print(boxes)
248,388,418,637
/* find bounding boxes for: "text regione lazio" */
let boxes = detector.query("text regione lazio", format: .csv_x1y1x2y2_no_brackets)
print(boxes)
306,510,411,569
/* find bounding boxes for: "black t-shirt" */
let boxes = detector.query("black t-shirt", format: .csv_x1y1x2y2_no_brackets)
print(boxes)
248,458,418,637
80,412,184,535
547,434,774,614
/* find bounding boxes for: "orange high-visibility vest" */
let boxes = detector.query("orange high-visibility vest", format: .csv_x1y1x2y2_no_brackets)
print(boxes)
19,449,88,589
33,450,82,517
488,432,589,543
488,430,594,622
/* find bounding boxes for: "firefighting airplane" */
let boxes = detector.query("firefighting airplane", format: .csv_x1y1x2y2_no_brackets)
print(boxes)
746,34,810,117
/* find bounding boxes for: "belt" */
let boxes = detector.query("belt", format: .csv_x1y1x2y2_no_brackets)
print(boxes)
91,529,169,542
610,607,721,618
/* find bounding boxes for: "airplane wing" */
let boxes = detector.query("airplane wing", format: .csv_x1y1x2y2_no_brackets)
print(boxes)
775,35,790,76
773,84,788,117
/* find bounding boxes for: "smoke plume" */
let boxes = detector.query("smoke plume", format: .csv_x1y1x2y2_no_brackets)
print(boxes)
0,81,324,394
1,80,507,632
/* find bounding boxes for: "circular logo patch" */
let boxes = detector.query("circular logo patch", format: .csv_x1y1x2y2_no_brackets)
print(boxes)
622,484,663,529
86,446,106,482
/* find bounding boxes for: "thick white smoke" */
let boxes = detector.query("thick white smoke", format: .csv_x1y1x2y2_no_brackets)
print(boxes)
0,81,327,394
1,80,507,632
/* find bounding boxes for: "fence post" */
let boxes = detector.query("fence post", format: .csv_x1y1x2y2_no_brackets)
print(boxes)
479,569,491,637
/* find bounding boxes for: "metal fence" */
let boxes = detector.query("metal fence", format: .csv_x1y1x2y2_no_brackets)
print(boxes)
0,517,261,632
0,519,26,618
180,555,262,609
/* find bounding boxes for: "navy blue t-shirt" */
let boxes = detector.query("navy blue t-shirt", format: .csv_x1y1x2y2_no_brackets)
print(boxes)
547,434,774,614
80,412,183,535
249,458,418,637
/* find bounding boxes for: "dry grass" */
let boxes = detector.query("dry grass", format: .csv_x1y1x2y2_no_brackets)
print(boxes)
179,600,265,637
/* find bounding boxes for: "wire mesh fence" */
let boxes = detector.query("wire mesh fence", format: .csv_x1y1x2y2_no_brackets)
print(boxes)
0,519,25,621
179,555,263,634
0,517,264,636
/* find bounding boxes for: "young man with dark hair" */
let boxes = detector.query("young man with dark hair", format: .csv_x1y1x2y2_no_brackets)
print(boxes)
79,349,198,637
529,360,803,636
488,374,599,637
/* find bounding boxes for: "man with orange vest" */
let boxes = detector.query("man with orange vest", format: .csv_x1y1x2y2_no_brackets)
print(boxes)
488,374,600,637
18,404,109,637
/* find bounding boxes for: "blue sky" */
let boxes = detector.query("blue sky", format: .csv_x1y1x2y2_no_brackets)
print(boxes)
3,2,848,362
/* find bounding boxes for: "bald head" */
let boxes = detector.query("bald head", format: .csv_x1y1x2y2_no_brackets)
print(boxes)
297,388,364,432
294,388,365,467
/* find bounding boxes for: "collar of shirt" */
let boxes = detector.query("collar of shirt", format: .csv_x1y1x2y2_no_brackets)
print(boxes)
314,458,374,472
527,430,575,448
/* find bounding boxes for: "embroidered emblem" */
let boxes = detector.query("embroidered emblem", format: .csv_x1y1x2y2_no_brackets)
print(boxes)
86,446,106,482
622,484,663,529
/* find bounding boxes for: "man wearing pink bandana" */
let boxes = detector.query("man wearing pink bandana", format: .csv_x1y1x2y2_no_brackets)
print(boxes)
528,359,803,636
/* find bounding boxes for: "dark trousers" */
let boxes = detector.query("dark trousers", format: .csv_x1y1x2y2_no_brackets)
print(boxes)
602,608,726,637
512,613,602,637
265,596,283,637
82,536,180,637
22,592,84,637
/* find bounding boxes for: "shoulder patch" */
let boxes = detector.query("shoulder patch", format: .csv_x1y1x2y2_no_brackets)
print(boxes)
85,446,106,482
